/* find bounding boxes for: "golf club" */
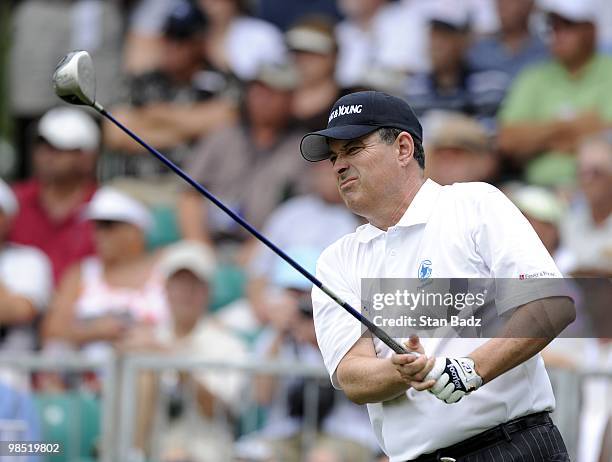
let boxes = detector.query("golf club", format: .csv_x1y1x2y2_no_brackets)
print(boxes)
52,50,413,356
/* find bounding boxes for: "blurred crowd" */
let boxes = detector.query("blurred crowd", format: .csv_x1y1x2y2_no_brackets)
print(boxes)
1,0,611,461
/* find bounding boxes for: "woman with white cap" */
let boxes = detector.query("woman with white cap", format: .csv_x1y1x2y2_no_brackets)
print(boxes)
43,186,169,360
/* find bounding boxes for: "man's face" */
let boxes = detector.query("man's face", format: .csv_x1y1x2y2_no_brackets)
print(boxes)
166,269,209,326
429,26,468,72
33,141,92,183
292,50,336,87
578,141,612,205
497,0,533,31
549,15,595,65
93,220,143,263
328,131,400,217
425,146,497,185
161,37,202,80
246,82,292,127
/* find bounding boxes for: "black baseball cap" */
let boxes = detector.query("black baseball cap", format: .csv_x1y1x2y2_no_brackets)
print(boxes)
300,91,423,162
163,0,207,40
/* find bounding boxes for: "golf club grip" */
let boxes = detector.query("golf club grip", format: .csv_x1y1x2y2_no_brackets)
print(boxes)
98,108,411,356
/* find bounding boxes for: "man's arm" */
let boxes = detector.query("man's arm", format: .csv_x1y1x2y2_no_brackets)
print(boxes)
498,113,610,162
0,284,37,325
177,190,213,244
103,100,237,153
423,296,576,404
497,120,568,160
337,336,434,405
469,296,576,384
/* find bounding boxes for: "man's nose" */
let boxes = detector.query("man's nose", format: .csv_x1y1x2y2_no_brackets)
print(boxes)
333,157,349,176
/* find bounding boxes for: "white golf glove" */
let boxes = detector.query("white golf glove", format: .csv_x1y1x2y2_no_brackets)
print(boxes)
426,357,483,404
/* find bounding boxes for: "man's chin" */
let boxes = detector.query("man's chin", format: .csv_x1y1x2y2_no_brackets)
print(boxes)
341,192,366,215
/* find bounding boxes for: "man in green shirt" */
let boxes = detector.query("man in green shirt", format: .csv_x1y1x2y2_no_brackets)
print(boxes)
498,0,612,187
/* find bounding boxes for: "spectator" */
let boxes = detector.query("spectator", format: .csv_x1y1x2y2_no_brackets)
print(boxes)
423,112,498,185
256,0,340,31
403,2,506,126
560,133,612,275
335,0,429,88
9,108,98,285
0,179,52,353
42,187,168,360
498,0,612,186
123,0,175,75
178,62,308,246
103,0,238,179
197,0,287,81
0,378,42,462
9,0,123,178
508,184,573,272
145,240,248,462
468,0,549,93
287,17,341,132
248,252,378,462
247,163,359,325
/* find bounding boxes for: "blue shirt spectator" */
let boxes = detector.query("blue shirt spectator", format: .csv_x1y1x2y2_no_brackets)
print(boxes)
0,380,42,462
255,0,340,31
467,0,549,96
468,34,549,78
404,4,505,126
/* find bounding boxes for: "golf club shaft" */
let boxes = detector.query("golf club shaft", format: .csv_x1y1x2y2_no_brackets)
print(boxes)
98,107,410,355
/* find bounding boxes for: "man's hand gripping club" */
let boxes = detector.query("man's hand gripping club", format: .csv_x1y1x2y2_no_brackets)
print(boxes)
391,336,483,404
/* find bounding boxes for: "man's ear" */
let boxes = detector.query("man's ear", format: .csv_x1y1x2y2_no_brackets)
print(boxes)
397,132,415,166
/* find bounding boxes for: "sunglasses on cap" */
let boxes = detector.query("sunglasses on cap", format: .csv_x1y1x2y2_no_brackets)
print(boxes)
93,219,124,229
548,14,590,31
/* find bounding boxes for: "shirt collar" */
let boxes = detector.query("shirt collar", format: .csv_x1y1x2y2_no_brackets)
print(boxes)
356,179,442,243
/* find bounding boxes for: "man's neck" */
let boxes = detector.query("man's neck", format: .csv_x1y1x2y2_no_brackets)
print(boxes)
250,124,282,150
434,67,462,91
590,196,612,225
370,178,425,230
174,317,200,338
501,26,530,54
563,51,595,77
39,179,89,220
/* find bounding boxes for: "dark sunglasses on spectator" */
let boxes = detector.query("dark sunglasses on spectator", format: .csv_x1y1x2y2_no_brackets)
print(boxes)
549,15,587,31
579,166,609,177
93,220,124,229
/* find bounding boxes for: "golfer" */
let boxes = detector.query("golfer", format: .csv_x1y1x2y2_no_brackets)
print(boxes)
300,91,575,461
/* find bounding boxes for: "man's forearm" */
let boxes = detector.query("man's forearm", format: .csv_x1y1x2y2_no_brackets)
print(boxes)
337,355,410,405
497,121,564,160
469,296,575,384
0,294,37,325
469,337,551,384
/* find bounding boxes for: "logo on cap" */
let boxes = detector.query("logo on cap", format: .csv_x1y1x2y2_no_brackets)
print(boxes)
328,104,363,123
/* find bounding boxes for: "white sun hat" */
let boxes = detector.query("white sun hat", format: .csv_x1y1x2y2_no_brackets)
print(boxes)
84,186,152,232
38,107,100,152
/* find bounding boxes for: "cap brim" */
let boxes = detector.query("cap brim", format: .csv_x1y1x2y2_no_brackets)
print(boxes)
300,125,378,162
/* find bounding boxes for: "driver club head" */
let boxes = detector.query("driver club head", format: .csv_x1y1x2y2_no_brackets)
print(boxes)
52,50,102,111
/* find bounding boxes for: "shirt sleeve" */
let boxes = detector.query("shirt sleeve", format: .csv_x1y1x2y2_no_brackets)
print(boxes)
471,184,565,312
311,240,364,389
184,136,218,188
2,247,53,311
498,66,541,123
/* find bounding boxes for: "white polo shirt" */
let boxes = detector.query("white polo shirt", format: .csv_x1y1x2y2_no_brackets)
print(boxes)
312,180,564,461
